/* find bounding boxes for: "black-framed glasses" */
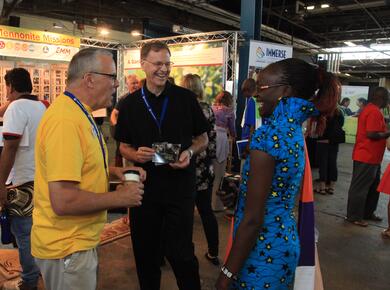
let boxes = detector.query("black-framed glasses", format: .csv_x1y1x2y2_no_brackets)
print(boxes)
89,71,117,80
257,84,289,92
143,59,174,68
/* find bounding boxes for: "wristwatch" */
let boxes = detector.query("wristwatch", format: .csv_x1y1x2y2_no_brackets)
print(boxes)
187,148,194,159
221,266,238,281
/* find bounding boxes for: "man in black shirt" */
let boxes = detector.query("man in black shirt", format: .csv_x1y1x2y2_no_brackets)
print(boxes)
115,41,209,290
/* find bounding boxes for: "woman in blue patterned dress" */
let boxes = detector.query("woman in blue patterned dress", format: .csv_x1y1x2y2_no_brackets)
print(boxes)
216,58,340,290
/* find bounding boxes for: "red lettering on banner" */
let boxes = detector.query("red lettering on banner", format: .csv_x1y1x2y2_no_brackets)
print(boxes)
56,47,71,55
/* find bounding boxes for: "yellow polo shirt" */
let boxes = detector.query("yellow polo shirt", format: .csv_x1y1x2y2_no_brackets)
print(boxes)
32,93,108,259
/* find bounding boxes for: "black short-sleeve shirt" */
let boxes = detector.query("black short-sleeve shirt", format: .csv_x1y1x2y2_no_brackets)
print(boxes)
115,92,130,111
115,82,209,201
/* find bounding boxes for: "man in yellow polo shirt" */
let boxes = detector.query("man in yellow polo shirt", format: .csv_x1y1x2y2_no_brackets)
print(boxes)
31,48,145,290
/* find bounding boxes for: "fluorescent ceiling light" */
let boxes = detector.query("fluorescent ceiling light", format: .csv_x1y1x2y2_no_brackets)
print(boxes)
99,28,110,36
52,23,63,29
306,5,315,10
321,4,330,8
370,43,390,50
131,30,142,36
344,41,356,47
325,46,371,53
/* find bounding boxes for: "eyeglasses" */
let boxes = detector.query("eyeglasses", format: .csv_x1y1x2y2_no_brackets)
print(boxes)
257,84,289,92
143,59,174,69
89,71,117,80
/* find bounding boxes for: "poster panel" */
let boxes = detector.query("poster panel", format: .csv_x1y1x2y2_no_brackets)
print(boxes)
341,85,369,113
123,42,224,104
0,38,79,61
341,85,369,144
248,40,293,79
0,25,80,47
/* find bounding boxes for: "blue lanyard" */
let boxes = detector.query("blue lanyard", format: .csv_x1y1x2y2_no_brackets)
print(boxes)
141,87,169,135
64,91,108,175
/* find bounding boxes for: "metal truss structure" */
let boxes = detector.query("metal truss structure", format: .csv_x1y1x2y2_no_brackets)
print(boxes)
118,31,245,97
78,32,245,99
80,38,121,50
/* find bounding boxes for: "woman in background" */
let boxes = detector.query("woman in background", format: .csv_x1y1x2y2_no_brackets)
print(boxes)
316,107,345,195
211,91,236,212
181,74,220,265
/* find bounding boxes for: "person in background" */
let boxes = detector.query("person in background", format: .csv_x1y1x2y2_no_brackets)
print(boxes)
181,73,220,265
241,78,257,141
31,48,145,290
110,74,140,166
211,91,236,212
346,87,390,227
215,58,339,290
115,41,209,290
110,74,140,126
353,97,368,117
340,97,353,116
315,106,345,195
378,137,390,238
0,68,47,290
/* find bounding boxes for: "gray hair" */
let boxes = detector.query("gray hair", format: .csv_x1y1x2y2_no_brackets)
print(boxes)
67,48,113,83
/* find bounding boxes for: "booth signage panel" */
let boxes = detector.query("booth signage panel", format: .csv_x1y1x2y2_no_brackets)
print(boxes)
248,40,292,70
0,25,80,48
124,45,224,69
341,85,369,113
0,38,79,61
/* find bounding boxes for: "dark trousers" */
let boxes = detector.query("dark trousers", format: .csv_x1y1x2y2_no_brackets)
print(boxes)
130,198,201,290
347,161,381,221
195,187,219,257
317,142,339,183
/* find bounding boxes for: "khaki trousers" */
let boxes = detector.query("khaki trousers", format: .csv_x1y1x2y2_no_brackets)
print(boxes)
35,248,98,290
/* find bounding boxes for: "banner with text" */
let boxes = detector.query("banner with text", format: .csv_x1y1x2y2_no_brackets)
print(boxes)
248,40,293,79
0,38,79,61
123,42,224,104
124,44,224,69
0,25,80,47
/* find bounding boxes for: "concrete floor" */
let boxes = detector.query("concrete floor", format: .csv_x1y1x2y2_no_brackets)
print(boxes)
96,143,390,290
1,143,390,290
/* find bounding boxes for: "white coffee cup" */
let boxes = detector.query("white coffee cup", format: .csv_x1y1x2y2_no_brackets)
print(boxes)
124,170,140,184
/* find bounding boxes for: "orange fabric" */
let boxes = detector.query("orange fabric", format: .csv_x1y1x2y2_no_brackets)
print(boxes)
224,217,234,263
301,143,314,203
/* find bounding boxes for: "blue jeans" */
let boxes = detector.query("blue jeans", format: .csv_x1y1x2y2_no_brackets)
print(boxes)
10,216,40,287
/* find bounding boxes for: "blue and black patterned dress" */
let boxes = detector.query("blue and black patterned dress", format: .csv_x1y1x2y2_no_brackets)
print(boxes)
232,97,318,290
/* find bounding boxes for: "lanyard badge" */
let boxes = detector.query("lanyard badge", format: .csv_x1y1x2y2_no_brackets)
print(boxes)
141,87,169,136
64,91,108,176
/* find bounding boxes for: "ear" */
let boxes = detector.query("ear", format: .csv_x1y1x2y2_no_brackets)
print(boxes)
84,73,94,88
282,85,294,96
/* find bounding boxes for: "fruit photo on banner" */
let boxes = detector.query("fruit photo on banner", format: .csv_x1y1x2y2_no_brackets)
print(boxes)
125,65,223,105
123,41,224,105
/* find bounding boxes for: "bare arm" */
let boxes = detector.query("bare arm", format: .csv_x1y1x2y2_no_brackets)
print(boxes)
0,138,20,206
367,131,390,140
0,102,10,117
110,108,119,126
120,143,155,164
215,150,275,289
48,179,144,216
170,132,208,169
